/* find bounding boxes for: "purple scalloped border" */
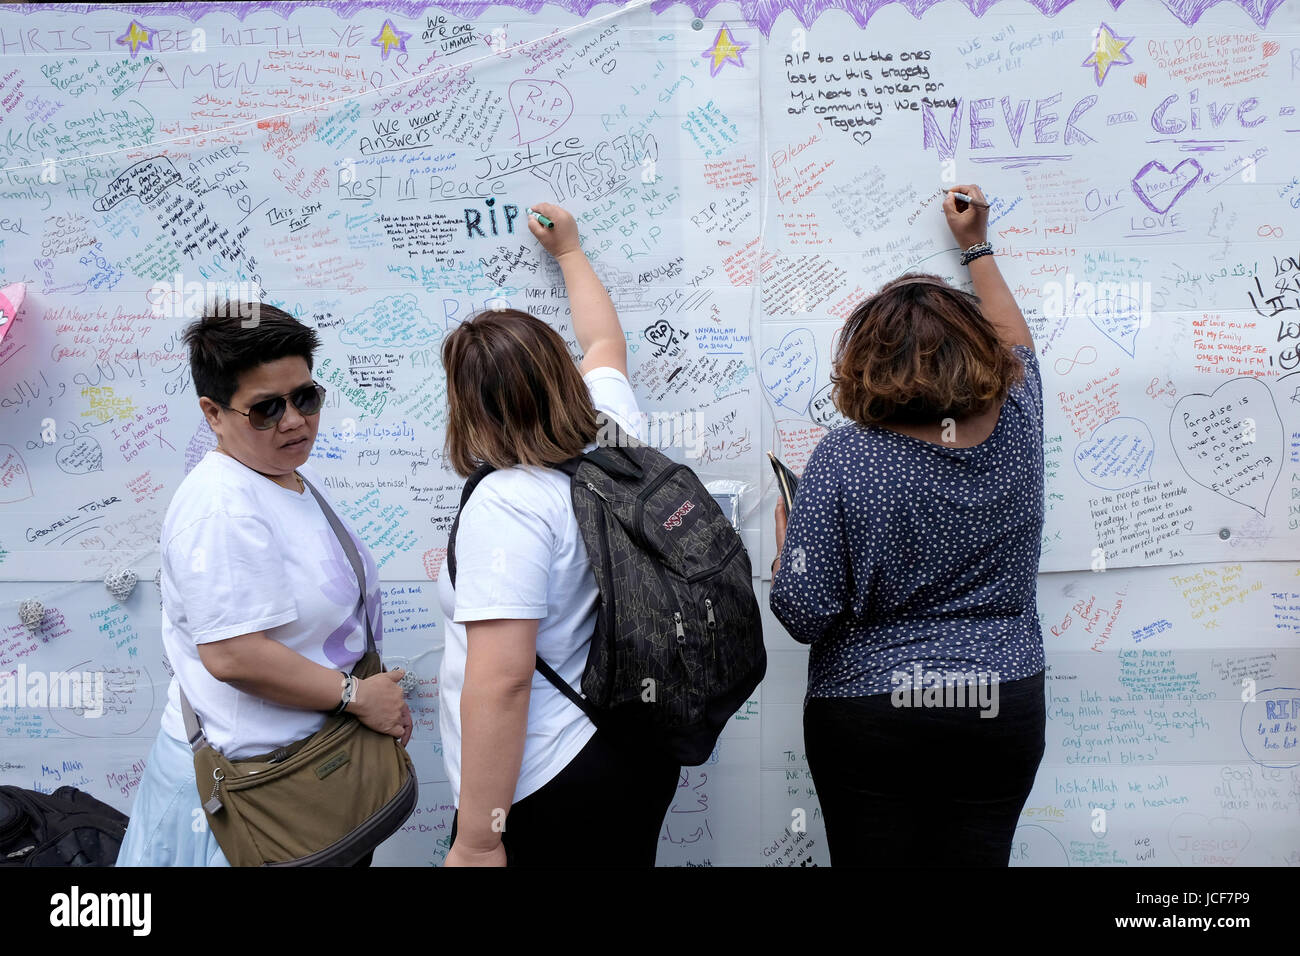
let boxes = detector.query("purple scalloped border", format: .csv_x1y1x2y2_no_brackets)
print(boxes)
4,0,1288,34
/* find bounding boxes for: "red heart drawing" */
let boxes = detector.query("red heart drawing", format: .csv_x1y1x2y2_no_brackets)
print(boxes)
1263,41,1280,57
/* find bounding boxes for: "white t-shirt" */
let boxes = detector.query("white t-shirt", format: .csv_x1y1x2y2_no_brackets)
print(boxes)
158,451,380,759
437,366,643,806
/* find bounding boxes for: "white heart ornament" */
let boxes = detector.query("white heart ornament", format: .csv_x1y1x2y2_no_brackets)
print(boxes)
105,568,138,602
18,599,45,632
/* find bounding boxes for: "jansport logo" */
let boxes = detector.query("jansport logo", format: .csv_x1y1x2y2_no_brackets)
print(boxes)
663,500,694,531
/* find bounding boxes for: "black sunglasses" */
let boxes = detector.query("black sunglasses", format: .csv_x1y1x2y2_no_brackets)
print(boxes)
219,382,326,430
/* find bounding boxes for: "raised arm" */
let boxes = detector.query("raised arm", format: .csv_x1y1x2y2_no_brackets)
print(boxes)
943,184,1034,351
527,201,628,377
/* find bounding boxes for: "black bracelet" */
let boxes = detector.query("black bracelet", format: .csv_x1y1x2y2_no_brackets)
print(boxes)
961,241,994,266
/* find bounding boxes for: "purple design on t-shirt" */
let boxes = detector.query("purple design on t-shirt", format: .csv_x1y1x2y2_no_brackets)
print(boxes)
319,528,364,667
319,527,384,667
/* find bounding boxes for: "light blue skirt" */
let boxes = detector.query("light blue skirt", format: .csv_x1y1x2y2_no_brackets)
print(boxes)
116,730,231,867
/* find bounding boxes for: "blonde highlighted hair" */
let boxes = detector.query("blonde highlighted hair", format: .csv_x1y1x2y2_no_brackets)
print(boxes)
441,309,598,477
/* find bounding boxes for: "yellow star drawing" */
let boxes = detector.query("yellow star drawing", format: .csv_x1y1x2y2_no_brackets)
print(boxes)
117,20,152,57
372,19,411,59
1083,22,1134,86
126,23,149,52
703,24,749,77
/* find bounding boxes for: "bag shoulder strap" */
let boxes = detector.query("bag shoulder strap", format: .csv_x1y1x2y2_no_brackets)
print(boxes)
179,474,374,754
301,474,375,658
446,461,600,726
178,687,207,755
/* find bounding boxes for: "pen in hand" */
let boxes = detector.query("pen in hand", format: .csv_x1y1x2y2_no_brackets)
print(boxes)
942,188,990,208
526,207,555,229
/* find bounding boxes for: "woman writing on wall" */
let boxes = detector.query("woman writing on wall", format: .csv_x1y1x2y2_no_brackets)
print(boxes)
770,184,1047,866
438,202,679,867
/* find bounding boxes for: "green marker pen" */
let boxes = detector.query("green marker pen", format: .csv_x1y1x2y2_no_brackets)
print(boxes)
526,207,555,229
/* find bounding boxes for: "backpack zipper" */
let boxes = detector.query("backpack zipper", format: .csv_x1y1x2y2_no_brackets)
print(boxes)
685,538,744,584
632,463,689,536
632,466,699,674
705,598,716,664
584,481,618,707
655,562,688,667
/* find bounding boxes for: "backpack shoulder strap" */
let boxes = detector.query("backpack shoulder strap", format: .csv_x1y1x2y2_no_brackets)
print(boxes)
554,416,644,482
534,656,600,725
446,463,496,589
447,460,602,728
584,445,643,480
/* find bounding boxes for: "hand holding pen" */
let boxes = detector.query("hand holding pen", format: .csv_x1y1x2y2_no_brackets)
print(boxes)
942,183,990,249
943,188,990,208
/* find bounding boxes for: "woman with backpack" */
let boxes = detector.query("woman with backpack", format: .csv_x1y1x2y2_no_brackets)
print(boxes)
770,184,1047,866
438,202,679,867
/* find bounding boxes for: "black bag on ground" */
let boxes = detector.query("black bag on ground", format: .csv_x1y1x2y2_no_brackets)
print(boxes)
448,412,766,765
0,785,127,866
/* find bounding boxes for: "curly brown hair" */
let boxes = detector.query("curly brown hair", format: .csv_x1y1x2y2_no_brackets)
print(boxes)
830,273,1024,427
441,309,598,477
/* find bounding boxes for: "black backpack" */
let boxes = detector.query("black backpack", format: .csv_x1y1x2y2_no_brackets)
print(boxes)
0,785,128,866
448,413,766,765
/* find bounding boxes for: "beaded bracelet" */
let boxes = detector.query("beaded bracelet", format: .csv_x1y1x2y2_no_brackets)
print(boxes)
960,240,994,266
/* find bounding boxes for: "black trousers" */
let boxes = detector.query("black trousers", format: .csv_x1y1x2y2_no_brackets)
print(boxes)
804,670,1046,866
450,729,680,866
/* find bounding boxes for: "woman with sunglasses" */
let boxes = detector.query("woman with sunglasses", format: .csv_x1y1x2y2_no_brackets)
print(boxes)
118,303,411,866
770,184,1047,866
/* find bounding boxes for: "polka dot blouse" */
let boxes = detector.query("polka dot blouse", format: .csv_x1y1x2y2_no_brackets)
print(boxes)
770,344,1046,699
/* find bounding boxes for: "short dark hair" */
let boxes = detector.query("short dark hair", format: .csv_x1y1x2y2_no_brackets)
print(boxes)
831,273,1023,427
441,309,598,478
182,303,320,406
